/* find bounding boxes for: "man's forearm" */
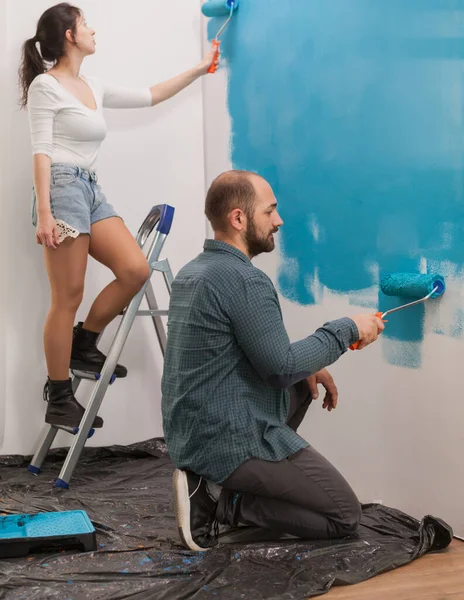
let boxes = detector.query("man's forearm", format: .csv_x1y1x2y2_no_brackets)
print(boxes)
265,318,358,388
231,274,358,388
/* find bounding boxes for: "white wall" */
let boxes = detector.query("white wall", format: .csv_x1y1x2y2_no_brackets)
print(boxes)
0,0,8,449
201,46,464,536
1,0,206,454
2,0,462,539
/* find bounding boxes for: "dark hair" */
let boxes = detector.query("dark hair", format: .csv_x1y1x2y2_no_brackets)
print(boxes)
19,3,82,107
205,170,259,231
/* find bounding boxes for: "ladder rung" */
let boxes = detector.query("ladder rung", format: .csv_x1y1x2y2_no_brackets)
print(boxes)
52,425,95,438
135,310,168,317
72,371,117,385
72,370,100,381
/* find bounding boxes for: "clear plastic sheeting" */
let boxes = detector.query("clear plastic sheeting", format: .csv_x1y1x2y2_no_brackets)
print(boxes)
0,439,453,599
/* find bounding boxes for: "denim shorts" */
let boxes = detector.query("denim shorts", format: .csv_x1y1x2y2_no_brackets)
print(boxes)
31,164,120,243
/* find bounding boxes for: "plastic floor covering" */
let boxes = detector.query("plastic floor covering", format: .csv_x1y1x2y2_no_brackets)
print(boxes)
0,439,453,600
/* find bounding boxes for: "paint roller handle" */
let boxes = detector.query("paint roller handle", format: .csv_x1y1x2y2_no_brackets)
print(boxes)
208,39,221,74
349,312,385,351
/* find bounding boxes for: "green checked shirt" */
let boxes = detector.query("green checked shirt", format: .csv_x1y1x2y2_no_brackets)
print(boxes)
161,240,359,483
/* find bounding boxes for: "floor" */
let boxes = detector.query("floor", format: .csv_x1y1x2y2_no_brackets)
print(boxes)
328,539,464,600
0,442,459,599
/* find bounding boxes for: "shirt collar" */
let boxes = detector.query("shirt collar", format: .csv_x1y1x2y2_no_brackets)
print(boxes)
203,239,251,264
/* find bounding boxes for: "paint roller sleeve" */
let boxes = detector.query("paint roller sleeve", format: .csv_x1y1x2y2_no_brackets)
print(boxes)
380,273,446,299
201,1,239,18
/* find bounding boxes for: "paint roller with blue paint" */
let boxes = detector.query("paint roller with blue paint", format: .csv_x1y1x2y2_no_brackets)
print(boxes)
350,273,446,350
201,0,239,73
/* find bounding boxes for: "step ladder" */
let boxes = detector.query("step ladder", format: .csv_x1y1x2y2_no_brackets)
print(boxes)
28,204,175,489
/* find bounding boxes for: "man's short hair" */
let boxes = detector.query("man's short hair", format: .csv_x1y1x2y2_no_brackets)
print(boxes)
205,170,258,231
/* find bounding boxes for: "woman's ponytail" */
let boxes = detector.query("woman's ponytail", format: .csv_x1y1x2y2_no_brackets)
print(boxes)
19,37,45,108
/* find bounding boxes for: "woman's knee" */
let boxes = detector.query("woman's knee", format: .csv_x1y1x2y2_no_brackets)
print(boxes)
118,259,150,292
51,282,85,313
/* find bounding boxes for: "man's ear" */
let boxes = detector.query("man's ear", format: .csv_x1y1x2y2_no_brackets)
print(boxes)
229,209,246,232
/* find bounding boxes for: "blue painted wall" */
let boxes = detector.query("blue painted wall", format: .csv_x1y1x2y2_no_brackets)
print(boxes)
208,0,464,367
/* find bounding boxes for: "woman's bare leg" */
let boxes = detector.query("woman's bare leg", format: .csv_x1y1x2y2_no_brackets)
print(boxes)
43,235,89,379
83,217,149,333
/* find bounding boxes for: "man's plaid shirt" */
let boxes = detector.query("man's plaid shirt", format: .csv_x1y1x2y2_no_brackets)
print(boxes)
161,240,358,483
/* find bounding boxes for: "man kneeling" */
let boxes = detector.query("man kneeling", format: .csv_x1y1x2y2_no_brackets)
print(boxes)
161,170,384,551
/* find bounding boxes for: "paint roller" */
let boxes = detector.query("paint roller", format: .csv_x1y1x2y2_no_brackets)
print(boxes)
349,273,446,350
201,0,239,74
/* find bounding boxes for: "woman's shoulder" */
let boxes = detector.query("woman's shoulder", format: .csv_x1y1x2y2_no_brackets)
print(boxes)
27,74,65,107
29,73,64,97
30,72,56,88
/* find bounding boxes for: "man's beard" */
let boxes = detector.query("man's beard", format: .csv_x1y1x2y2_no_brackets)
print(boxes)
245,218,277,258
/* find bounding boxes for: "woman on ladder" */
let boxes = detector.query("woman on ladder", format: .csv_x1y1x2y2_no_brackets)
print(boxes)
19,2,217,430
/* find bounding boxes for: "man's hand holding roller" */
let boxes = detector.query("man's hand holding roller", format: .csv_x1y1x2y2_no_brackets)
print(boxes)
350,314,385,350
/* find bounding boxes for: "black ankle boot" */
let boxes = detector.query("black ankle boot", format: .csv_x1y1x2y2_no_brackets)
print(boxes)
70,322,127,378
44,378,103,429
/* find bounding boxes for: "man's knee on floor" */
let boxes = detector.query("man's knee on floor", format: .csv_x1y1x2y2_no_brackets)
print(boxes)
333,499,362,537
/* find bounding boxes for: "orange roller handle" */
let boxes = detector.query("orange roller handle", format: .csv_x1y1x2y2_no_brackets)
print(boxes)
208,39,221,74
349,312,385,351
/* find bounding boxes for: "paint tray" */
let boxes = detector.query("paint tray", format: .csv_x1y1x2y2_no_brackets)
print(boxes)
0,510,97,558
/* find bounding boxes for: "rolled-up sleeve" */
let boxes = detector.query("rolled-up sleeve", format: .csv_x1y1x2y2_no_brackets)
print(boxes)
101,82,152,109
228,274,359,388
27,80,59,158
